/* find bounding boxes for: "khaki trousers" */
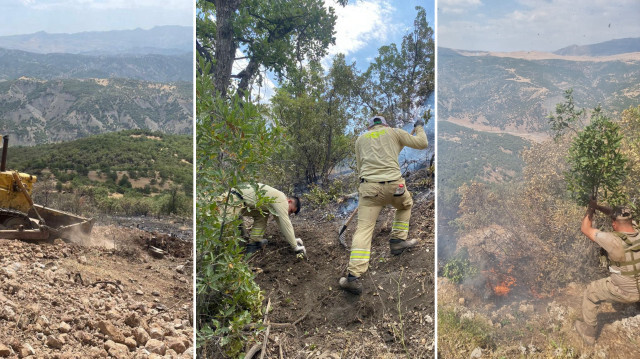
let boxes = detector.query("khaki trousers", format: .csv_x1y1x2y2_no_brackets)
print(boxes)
582,277,640,326
348,179,413,277
219,193,267,243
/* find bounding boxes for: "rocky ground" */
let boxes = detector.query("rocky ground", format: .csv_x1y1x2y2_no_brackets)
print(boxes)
244,168,435,359
0,224,193,358
438,276,640,358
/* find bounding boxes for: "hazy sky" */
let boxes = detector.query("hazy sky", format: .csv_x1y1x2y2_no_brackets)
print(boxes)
0,0,192,36
438,0,640,52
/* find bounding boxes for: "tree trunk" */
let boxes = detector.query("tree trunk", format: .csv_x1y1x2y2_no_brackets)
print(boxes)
213,0,241,97
237,57,260,99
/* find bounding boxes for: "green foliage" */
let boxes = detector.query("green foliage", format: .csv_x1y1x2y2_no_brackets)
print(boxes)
548,91,629,205
304,181,345,207
7,130,192,218
271,57,356,185
196,57,283,358
197,0,339,96
359,6,434,126
548,89,585,140
442,254,477,284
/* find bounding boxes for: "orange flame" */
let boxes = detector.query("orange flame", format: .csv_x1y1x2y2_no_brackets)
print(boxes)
493,276,516,296
485,266,516,296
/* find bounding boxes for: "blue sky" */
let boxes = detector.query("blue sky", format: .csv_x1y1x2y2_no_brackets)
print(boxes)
438,0,640,52
327,0,435,71
250,0,435,100
0,0,192,36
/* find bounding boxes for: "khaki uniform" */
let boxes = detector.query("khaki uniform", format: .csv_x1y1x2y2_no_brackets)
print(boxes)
348,125,428,277
231,184,298,249
582,230,640,326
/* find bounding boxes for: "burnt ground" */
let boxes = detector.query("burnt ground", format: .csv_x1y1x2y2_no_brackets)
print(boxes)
438,270,640,358
0,223,193,358
245,171,435,359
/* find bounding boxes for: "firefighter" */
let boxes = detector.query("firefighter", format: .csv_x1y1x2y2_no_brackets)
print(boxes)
576,201,640,345
339,115,428,295
229,183,306,257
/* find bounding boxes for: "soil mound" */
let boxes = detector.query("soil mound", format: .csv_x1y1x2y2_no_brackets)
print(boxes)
248,171,434,358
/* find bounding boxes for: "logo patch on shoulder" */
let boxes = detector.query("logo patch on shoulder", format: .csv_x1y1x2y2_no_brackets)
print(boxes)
364,129,387,139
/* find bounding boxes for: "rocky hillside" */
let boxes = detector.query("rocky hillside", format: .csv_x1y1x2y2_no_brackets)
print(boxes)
0,78,192,146
0,224,193,358
438,47,640,135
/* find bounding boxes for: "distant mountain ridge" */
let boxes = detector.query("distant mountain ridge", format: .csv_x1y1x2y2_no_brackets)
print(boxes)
438,47,640,135
0,48,192,82
554,37,640,56
0,26,192,55
0,77,192,146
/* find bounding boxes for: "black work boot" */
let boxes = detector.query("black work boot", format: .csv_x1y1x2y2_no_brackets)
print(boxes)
574,320,596,345
389,238,417,255
245,239,268,254
339,273,362,295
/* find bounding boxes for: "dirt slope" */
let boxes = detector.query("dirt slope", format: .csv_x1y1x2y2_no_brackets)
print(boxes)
247,171,435,358
438,276,640,358
0,225,193,358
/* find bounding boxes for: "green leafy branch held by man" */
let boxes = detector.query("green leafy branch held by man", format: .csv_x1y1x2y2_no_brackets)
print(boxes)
548,89,628,206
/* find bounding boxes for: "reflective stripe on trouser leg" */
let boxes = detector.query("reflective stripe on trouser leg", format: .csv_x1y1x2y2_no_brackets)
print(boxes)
390,189,412,240
250,214,269,242
391,221,409,240
348,203,383,277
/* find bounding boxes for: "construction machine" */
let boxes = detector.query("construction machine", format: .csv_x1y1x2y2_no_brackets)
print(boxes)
0,135,94,241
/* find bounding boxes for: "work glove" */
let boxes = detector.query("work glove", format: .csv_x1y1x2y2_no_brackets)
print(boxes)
294,238,307,259
414,119,425,128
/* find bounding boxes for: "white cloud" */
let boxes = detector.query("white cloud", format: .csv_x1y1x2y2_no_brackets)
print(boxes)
439,0,482,14
326,0,396,56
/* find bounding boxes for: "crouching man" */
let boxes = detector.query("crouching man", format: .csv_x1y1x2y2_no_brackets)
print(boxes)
576,201,640,344
229,183,306,258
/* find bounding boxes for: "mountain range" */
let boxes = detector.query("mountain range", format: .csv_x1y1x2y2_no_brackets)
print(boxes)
0,26,192,55
438,41,640,137
554,37,640,57
0,26,193,145
0,77,192,146
0,48,192,82
437,37,640,219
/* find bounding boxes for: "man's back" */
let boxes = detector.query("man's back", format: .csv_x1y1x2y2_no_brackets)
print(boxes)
356,124,428,182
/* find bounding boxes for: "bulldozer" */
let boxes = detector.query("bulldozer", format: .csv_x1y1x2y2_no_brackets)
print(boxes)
0,135,94,241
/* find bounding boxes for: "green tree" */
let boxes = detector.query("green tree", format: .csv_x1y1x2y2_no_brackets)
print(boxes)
359,6,434,126
118,174,132,188
271,57,356,185
197,0,343,98
548,89,585,140
196,58,282,357
549,90,628,205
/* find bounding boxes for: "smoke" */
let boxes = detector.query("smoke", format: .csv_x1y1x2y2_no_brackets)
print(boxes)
339,197,359,216
398,94,435,172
